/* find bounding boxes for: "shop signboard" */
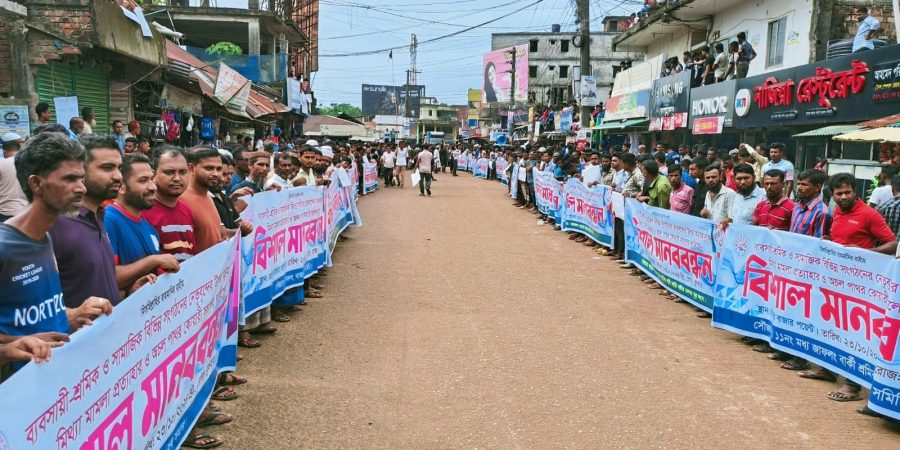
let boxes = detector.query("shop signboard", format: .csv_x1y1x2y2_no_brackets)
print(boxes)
689,80,736,135
604,89,650,122
648,71,690,131
733,44,900,128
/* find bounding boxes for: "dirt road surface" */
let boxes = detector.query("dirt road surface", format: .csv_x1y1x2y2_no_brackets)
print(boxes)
217,174,900,449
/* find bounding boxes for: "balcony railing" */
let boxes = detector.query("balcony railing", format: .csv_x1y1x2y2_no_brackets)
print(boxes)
144,0,295,22
184,46,287,83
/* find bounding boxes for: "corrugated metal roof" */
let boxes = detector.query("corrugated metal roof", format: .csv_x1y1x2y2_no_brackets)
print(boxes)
858,114,900,129
792,124,861,137
834,127,900,142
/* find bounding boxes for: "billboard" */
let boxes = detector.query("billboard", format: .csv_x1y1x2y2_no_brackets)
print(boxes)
361,84,425,118
689,80,736,135
467,88,481,120
648,70,691,131
482,44,528,104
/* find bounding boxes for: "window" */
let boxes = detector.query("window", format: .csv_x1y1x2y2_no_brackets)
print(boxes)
767,17,787,67
606,20,618,32
428,110,433,117
528,65,537,78
560,40,569,52
559,65,569,78
529,39,538,53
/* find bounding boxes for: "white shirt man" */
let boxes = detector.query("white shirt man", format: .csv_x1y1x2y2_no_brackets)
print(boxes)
395,146,408,167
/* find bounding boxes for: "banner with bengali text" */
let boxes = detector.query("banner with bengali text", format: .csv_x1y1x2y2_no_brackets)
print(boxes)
456,155,468,172
624,199,717,312
560,179,615,247
239,186,327,316
467,155,475,172
0,238,240,450
325,171,354,260
496,157,508,186
533,169,562,222
474,158,489,179
712,224,900,419
362,162,379,194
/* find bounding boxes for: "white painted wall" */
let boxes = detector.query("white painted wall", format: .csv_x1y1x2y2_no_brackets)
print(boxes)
638,0,814,78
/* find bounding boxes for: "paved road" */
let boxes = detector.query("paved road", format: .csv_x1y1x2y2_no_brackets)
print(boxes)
218,174,899,449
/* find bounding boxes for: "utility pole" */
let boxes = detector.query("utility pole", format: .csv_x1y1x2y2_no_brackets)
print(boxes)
507,48,517,131
578,0,591,127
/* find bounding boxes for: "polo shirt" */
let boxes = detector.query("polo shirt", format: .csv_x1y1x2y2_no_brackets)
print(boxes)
143,199,196,261
761,159,795,182
876,195,900,236
705,186,737,223
832,199,896,249
730,185,766,225
646,175,672,209
753,197,795,231
790,195,831,237
104,203,161,266
49,206,121,308
669,183,694,214
180,188,223,254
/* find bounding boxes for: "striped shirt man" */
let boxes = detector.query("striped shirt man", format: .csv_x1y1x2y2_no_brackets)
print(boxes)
753,196,795,230
790,195,832,237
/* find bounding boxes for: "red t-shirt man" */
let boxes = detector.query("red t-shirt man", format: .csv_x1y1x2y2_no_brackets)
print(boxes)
143,199,197,261
831,199,896,249
180,189,222,254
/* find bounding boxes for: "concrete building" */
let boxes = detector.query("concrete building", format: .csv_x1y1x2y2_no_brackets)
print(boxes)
417,101,460,142
491,22,642,108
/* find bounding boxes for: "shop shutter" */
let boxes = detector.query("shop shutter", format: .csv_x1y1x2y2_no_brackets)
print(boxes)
34,63,110,134
109,81,133,125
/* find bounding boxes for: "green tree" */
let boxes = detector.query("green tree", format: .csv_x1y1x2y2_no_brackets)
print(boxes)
315,103,362,117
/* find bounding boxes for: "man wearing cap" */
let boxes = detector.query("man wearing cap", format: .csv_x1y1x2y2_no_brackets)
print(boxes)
0,133,27,221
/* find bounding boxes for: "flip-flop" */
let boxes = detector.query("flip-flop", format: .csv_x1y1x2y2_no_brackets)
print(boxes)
197,412,233,427
797,370,837,382
217,373,248,386
237,337,261,348
305,290,323,299
780,358,809,370
751,343,775,353
272,312,291,323
248,325,277,335
182,432,223,449
827,390,863,402
211,386,239,401
767,351,791,361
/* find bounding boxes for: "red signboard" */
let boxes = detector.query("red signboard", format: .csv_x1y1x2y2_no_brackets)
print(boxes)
692,116,724,135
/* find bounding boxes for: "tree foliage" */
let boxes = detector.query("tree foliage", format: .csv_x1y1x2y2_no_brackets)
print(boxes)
206,42,243,57
315,103,362,117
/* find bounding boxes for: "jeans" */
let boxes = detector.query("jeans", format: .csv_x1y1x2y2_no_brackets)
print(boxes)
735,61,749,79
528,181,536,206
419,172,433,194
383,167,394,186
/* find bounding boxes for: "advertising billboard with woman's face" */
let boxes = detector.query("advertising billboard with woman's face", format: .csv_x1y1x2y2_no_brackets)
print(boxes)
483,44,528,105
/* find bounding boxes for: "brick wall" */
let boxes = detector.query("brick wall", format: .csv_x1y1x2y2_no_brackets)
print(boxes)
0,22,11,94
26,3,92,65
830,0,896,44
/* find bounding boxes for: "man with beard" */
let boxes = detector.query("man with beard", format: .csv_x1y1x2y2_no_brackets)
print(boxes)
667,164,693,214
229,147,251,192
144,146,196,262
50,136,129,308
265,151,294,191
135,137,152,156
104,153,180,287
700,165,736,224
688,156,710,217
1,132,111,355
181,146,225,253
232,151,271,194
726,163,765,226
123,137,137,154
752,169,794,231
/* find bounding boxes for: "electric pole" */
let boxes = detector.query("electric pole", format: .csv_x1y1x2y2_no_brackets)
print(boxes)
406,34,420,118
578,0,591,127
507,48,517,131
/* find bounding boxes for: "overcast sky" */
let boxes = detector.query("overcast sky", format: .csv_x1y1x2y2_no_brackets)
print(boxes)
311,0,641,107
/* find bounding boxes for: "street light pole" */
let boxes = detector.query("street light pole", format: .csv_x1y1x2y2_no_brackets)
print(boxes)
578,0,591,126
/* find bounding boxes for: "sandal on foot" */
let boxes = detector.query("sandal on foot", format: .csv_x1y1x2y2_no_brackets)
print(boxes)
286,305,303,312
768,351,791,361
751,343,775,353
827,390,863,402
696,311,712,318
237,337,261,348
211,386,239,401
798,369,837,382
780,358,809,370
197,411,233,427
272,312,291,323
305,290,323,299
248,325,277,335
218,373,248,386
183,431,223,449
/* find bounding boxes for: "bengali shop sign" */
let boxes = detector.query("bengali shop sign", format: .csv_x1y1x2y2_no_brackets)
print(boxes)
0,239,240,450
240,187,327,316
474,158,489,179
362,162,379,194
712,225,900,419
496,157,508,185
624,199,717,311
560,179,614,247
533,169,562,221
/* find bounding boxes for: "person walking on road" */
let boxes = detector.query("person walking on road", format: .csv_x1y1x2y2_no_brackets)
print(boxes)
415,146,434,196
380,147,395,187
394,144,408,187
432,145,441,180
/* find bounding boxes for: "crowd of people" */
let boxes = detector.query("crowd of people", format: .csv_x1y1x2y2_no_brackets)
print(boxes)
0,110,393,447
487,138,899,420
659,32,756,83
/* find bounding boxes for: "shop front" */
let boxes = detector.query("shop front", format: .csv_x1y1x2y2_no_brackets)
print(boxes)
688,80,741,150
733,44,900,178
647,71,690,148
595,89,651,151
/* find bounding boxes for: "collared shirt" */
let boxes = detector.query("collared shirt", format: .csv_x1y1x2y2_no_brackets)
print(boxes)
682,169,697,188
113,133,126,152
646,175,672,209
853,15,880,52
612,169,628,191
49,206,121,308
581,164,602,185
266,173,293,190
669,183,694,214
623,170,645,196
832,199,896,248
876,195,900,236
761,159,795,182
730,185,766,225
790,195,831,237
705,186,738,223
600,170,615,186
753,196,795,230
690,182,709,217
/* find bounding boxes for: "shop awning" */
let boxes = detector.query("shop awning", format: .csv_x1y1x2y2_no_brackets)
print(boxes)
792,124,862,138
833,127,900,142
857,114,900,129
165,41,290,119
592,119,649,130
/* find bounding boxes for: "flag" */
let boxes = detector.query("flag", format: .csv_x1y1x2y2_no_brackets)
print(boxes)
388,50,393,59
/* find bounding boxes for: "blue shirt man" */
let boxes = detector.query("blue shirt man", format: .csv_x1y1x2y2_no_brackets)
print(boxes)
852,9,880,52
